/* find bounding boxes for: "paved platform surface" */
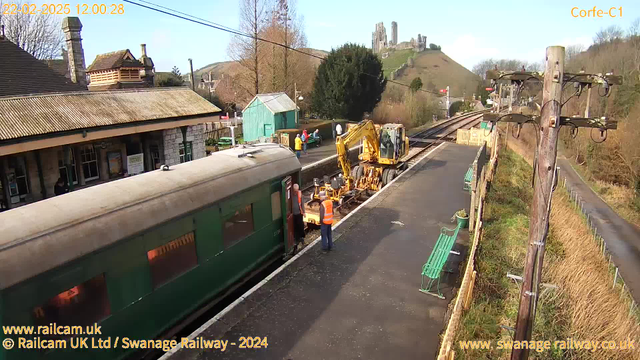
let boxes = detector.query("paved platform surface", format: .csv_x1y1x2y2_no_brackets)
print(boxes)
558,158,640,301
298,141,338,166
169,143,479,360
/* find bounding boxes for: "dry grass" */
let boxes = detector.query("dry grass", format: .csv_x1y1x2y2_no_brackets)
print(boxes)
456,146,640,359
549,190,640,359
593,179,640,227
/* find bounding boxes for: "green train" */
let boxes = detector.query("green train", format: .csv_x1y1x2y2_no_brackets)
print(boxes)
0,144,301,360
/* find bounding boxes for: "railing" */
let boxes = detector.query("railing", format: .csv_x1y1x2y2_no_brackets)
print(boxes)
564,179,640,322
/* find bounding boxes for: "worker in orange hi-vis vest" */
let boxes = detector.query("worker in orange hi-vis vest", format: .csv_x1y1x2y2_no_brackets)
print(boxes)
318,191,333,251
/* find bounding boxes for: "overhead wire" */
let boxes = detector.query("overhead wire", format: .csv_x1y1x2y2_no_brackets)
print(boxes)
122,0,445,96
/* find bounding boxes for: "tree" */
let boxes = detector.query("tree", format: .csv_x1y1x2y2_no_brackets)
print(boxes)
259,0,309,97
593,25,623,45
227,0,268,97
157,66,184,87
409,77,423,93
0,0,64,59
171,66,181,78
311,43,386,121
429,43,441,50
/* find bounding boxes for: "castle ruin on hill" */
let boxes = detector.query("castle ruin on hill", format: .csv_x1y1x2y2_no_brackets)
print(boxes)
372,21,426,54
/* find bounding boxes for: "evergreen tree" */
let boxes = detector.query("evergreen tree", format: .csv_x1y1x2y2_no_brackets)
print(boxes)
311,43,386,121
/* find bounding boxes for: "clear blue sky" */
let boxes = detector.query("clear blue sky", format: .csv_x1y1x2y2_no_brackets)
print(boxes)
57,0,640,73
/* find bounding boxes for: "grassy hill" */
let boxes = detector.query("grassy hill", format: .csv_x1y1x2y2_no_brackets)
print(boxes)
382,50,481,98
190,48,329,82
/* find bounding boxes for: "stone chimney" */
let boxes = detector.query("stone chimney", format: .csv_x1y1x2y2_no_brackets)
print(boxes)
139,43,155,87
61,17,86,87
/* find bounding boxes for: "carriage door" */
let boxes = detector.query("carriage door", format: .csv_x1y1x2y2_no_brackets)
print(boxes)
281,176,295,252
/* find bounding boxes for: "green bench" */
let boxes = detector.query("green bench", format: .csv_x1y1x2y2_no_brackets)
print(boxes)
463,165,473,192
419,224,461,299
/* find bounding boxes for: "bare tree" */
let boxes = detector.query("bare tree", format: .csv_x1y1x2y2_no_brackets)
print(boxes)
260,0,307,96
472,58,496,79
227,0,269,97
593,25,624,45
0,0,64,59
566,44,585,63
628,18,640,38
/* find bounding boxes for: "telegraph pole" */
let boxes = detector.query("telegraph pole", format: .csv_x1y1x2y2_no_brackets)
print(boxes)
188,58,195,91
511,46,565,360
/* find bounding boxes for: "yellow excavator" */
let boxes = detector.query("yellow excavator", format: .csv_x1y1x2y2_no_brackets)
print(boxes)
303,120,409,225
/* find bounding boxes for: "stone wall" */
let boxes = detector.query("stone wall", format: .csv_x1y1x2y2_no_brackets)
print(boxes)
163,124,205,166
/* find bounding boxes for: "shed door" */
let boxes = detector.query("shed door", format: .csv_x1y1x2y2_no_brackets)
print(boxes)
264,124,273,137
281,176,294,253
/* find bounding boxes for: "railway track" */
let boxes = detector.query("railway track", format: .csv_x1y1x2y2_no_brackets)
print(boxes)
301,111,485,195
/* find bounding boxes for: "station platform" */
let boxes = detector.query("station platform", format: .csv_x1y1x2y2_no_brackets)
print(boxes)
166,142,480,360
297,141,338,166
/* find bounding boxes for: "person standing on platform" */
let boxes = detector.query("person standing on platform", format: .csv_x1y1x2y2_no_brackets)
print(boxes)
318,191,333,251
54,177,69,196
294,134,302,158
336,122,343,137
302,129,309,154
292,183,305,253
332,120,336,139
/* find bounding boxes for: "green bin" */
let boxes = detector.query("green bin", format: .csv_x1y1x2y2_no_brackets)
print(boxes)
455,214,469,229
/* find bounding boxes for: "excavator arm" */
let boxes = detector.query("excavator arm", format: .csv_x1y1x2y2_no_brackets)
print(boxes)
335,120,380,185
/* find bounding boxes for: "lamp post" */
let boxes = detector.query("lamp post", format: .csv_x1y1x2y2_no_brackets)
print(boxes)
294,82,303,126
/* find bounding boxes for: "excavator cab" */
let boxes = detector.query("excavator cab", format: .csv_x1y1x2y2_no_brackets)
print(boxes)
378,124,408,164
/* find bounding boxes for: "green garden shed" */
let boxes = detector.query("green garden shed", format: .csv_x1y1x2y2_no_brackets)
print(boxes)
242,92,297,142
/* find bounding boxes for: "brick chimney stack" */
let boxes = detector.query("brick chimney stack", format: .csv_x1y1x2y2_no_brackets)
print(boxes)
61,17,86,87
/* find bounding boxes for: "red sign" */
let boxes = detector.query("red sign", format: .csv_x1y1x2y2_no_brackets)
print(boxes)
439,89,447,93
485,87,494,91
220,115,229,120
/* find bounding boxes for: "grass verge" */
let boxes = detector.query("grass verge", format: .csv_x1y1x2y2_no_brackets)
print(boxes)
454,147,640,359
565,159,640,228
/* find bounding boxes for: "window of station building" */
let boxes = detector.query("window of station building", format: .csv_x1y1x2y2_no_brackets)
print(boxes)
7,156,30,203
223,205,254,248
80,145,99,181
32,274,111,327
147,232,198,289
271,192,282,221
179,142,193,163
57,149,78,185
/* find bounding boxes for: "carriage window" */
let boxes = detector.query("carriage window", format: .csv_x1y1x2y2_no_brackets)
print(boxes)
271,192,282,221
33,274,110,327
147,232,198,289
223,205,254,248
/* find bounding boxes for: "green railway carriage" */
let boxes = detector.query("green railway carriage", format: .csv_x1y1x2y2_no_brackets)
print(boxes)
0,144,301,360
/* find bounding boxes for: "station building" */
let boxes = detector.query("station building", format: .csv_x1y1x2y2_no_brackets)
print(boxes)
0,17,221,210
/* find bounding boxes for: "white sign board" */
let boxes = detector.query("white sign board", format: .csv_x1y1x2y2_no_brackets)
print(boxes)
127,153,144,175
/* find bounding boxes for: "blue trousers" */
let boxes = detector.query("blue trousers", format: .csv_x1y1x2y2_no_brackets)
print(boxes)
296,150,301,158
321,224,333,250
303,142,307,153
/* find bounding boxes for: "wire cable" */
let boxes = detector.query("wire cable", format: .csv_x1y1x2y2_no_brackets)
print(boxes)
122,0,444,96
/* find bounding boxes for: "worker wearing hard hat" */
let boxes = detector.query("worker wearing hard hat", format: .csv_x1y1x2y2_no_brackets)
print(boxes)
318,191,333,251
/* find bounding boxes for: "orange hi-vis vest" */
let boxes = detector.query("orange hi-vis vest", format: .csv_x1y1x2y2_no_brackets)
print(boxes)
296,190,302,209
322,200,333,225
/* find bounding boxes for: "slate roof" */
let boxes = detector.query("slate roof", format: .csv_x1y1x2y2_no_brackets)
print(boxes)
0,37,86,97
0,88,221,141
243,92,297,114
42,59,69,78
86,49,144,72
